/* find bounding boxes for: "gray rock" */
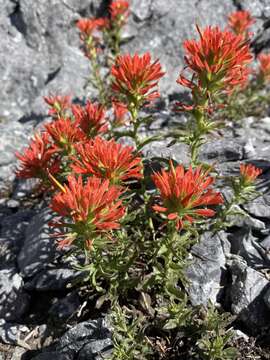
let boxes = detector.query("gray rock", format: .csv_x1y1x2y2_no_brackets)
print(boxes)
10,347,27,360
243,194,270,219
31,353,69,360
17,207,58,278
25,268,83,291
54,319,111,358
0,209,35,269
226,204,266,231
49,291,81,320
12,178,40,199
185,231,229,306
264,287,270,310
199,139,243,163
228,256,270,332
228,228,270,269
78,338,113,360
0,269,29,321
0,319,29,345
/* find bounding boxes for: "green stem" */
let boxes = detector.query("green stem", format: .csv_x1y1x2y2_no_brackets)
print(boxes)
91,57,108,106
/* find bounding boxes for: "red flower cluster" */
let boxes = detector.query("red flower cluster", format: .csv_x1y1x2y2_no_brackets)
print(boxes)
16,132,59,180
111,53,165,108
228,10,255,36
76,18,108,58
50,175,125,249
112,101,129,126
72,101,108,137
177,25,253,98
240,163,262,185
109,0,129,27
72,137,142,184
44,95,71,118
45,118,85,153
76,18,108,37
258,53,270,83
152,162,223,230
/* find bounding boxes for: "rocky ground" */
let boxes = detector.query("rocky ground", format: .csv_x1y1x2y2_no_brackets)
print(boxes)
1,0,270,359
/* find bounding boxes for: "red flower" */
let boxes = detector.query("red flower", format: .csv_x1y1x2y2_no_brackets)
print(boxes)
228,10,255,36
71,136,143,184
72,101,108,137
111,53,165,108
177,25,253,96
112,101,129,126
50,175,125,249
152,161,223,230
240,163,262,185
76,18,108,37
258,53,270,83
44,95,71,118
109,0,129,27
16,132,59,180
45,118,86,153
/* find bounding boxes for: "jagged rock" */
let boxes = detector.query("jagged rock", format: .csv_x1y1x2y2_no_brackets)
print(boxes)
78,338,113,360
17,207,58,278
199,139,243,162
228,256,270,332
185,231,229,306
49,291,81,320
228,228,270,269
10,347,27,360
0,319,29,345
0,209,35,269
243,194,270,219
0,269,29,321
0,120,32,197
24,268,83,291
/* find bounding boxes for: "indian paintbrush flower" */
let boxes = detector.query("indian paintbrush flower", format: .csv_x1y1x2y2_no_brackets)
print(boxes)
45,118,86,154
76,18,108,58
71,136,143,184
111,52,165,113
177,25,253,100
112,101,129,126
109,0,129,28
240,163,262,186
152,161,223,230
44,95,71,119
72,101,108,137
258,53,270,84
50,175,125,249
16,132,59,181
228,10,255,37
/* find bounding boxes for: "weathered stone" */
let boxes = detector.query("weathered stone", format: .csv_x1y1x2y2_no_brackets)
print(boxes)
78,338,113,360
0,269,29,321
55,319,111,358
228,256,270,332
17,207,58,278
0,319,29,346
0,209,35,269
243,194,270,219
228,228,270,269
49,291,81,320
185,231,229,306
199,139,243,162
25,268,83,291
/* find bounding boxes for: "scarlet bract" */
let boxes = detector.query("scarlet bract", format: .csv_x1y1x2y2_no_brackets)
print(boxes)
177,25,253,95
240,163,262,184
44,95,71,118
45,118,86,152
71,136,143,184
152,162,223,230
111,52,165,107
16,132,59,180
50,175,125,249
109,0,129,25
76,18,108,36
258,53,270,83
72,101,108,137
228,10,255,36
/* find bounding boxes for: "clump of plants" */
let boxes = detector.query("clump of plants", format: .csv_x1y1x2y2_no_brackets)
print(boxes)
16,3,267,359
